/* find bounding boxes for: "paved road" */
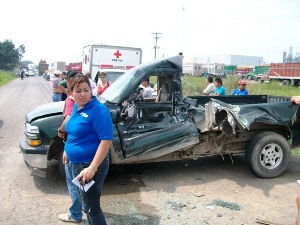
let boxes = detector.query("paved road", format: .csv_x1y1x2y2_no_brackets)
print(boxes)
0,76,300,225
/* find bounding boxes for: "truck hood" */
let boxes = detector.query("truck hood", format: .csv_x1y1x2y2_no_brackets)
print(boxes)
25,101,64,122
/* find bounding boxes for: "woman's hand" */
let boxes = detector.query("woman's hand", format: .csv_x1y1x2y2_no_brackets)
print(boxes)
62,151,69,164
77,167,95,184
291,96,300,106
57,131,65,139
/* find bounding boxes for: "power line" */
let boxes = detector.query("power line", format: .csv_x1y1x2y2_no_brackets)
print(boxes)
152,32,162,59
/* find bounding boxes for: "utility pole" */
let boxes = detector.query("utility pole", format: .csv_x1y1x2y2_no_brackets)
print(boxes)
182,6,185,53
152,32,162,59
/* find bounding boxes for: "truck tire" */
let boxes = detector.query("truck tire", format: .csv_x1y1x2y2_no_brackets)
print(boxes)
282,80,290,86
245,132,290,178
256,78,262,83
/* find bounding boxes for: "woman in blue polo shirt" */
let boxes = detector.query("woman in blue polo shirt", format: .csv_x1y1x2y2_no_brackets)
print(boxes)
64,75,113,225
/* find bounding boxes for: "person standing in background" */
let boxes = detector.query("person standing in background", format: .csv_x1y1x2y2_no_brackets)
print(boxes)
64,75,113,225
231,80,248,96
59,71,68,101
20,68,25,80
203,76,215,96
97,72,111,96
58,71,83,223
50,70,62,102
214,78,226,96
57,71,81,101
85,72,96,96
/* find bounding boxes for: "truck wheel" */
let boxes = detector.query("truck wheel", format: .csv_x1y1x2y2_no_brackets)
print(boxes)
245,132,290,178
282,80,290,86
59,153,66,178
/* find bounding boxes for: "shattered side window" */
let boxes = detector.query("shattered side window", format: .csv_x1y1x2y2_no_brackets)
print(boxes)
101,68,142,103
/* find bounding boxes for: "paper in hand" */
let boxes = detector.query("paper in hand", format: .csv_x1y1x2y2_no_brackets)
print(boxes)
72,177,95,192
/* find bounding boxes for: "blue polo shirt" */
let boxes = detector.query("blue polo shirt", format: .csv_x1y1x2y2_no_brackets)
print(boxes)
231,89,248,96
65,96,113,163
215,86,226,96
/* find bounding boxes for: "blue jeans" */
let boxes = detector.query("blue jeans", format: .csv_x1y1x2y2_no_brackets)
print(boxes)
69,155,109,225
52,93,61,102
65,164,82,221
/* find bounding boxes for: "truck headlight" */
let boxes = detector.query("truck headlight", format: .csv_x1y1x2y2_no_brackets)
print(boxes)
25,123,39,133
24,123,41,146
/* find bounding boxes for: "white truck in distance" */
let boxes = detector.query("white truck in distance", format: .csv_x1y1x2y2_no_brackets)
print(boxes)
82,44,142,80
27,63,35,76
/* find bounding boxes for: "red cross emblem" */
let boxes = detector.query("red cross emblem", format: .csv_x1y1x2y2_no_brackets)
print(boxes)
114,50,122,59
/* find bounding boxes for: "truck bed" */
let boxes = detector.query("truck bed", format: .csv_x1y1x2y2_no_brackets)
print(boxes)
187,95,291,106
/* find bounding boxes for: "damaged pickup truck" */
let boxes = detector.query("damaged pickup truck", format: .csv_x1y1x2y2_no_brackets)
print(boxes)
20,55,300,179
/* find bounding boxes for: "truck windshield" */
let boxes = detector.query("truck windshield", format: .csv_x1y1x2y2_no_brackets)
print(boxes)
100,68,142,103
106,71,126,83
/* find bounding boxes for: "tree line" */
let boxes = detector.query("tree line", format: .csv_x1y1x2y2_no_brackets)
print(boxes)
0,39,25,70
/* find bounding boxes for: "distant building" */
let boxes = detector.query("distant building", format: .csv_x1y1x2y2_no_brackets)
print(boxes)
189,55,264,66
183,62,226,77
182,62,202,76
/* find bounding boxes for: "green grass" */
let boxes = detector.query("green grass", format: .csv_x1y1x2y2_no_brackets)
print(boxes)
0,70,16,86
182,75,300,97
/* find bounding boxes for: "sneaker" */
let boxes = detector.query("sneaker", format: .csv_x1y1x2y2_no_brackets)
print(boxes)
58,213,81,223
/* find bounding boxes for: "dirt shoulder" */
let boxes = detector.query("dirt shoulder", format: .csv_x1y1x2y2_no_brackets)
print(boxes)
103,155,300,225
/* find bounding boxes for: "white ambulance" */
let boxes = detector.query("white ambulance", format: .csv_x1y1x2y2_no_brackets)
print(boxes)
82,44,142,81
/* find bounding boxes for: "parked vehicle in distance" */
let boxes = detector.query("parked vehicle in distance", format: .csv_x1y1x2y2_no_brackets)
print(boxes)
43,70,52,81
236,66,254,76
38,62,49,76
224,65,237,76
66,62,82,73
268,62,300,86
45,73,50,81
82,44,142,80
255,73,270,83
246,65,270,80
20,55,300,179
51,61,66,72
28,70,35,76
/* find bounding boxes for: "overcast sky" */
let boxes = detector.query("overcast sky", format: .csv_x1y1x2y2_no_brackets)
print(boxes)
1,0,299,64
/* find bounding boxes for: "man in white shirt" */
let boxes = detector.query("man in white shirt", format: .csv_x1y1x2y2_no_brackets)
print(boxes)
141,78,153,98
203,76,216,96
